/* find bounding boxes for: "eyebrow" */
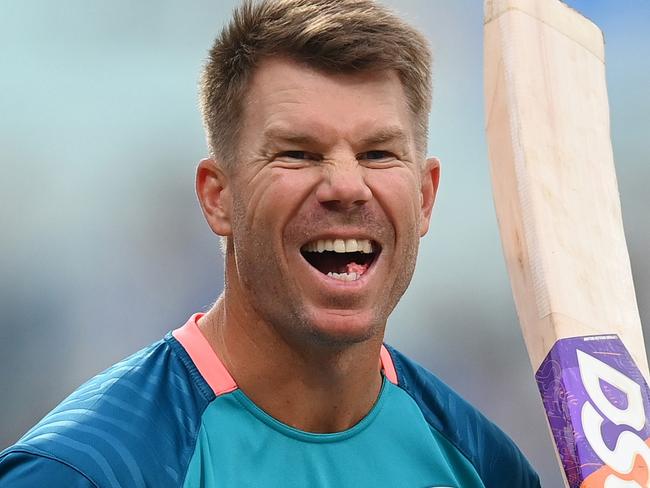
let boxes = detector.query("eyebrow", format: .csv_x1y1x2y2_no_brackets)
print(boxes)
262,127,322,147
262,125,409,149
358,126,409,148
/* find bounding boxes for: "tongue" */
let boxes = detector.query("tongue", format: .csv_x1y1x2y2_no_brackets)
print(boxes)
347,261,369,276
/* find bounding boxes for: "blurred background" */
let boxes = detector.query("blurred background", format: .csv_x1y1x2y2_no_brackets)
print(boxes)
0,1,648,485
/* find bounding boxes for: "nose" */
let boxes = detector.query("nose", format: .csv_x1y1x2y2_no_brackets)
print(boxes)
315,159,373,209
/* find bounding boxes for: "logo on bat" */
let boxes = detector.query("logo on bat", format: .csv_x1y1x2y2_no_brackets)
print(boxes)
535,335,650,488
577,349,650,487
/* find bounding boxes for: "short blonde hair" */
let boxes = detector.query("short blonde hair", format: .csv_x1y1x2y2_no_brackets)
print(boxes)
199,0,432,165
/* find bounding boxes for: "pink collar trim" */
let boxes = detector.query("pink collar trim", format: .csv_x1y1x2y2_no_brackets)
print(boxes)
172,313,399,397
172,313,237,396
380,345,398,384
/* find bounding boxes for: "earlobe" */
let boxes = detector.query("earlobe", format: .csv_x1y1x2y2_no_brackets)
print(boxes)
196,158,233,236
419,157,441,237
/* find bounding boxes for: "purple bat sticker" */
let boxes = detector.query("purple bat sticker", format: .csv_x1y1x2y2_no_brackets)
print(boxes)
535,335,650,487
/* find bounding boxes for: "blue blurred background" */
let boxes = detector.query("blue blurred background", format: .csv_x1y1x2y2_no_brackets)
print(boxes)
1,1,648,485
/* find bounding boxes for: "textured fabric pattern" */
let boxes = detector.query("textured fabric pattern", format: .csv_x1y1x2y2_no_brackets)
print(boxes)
0,451,96,487
0,334,214,487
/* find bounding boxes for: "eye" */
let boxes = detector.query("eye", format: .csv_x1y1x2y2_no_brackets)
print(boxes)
358,150,396,162
282,151,306,159
277,151,320,161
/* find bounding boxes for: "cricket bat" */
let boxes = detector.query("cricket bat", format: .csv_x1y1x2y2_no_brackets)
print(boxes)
483,0,650,486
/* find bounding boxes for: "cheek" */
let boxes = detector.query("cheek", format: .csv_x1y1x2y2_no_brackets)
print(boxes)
366,169,421,228
237,169,320,231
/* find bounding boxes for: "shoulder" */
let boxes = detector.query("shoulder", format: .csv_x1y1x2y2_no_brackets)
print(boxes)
0,450,96,487
0,333,215,488
384,344,541,488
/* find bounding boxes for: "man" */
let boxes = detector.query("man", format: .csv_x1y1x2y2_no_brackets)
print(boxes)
0,0,540,486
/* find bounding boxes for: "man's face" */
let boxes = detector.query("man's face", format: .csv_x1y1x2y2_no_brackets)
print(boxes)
211,57,438,347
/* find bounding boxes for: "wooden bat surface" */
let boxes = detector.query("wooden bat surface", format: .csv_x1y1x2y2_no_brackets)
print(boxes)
484,0,650,486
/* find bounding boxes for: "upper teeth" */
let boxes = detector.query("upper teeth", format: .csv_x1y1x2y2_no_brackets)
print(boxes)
302,238,373,253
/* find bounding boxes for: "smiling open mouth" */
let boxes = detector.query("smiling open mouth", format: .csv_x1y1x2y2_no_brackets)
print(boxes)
300,238,379,281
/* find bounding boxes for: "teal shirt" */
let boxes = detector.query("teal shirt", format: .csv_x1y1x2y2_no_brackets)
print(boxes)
185,379,484,487
0,314,540,487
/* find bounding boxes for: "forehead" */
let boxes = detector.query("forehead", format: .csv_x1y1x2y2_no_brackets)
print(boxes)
240,57,415,146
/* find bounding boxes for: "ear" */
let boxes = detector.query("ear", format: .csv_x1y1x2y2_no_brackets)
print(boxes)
196,158,233,236
419,157,441,237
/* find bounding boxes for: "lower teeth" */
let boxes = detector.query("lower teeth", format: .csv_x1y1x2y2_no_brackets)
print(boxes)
327,271,359,281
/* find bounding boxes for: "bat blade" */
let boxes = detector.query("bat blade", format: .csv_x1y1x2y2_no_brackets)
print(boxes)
483,0,650,486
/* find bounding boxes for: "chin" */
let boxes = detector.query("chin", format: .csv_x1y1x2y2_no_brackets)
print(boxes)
301,309,384,347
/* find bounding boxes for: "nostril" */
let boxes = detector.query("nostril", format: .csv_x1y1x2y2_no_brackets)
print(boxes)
319,200,367,211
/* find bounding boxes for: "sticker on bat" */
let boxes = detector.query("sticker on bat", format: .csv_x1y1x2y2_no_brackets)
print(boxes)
535,335,650,488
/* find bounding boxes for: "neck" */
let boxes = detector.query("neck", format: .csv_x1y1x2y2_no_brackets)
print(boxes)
197,292,384,433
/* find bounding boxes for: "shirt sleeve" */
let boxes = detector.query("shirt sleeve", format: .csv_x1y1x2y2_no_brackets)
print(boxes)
0,450,97,488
